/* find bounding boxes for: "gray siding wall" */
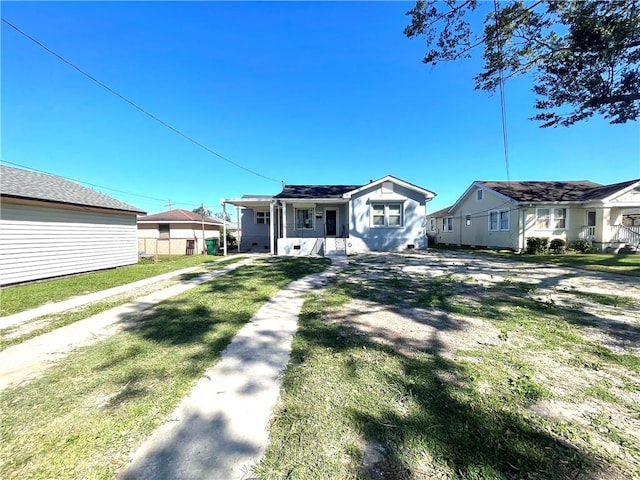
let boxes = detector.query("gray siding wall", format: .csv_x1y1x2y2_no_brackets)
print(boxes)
239,208,270,251
0,202,138,285
347,183,427,252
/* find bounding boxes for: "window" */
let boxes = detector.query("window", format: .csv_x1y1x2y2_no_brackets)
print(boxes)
255,211,270,225
465,214,471,226
371,203,403,227
477,189,483,201
489,209,510,231
295,208,314,230
159,223,170,239
536,208,566,229
442,217,453,231
429,218,436,232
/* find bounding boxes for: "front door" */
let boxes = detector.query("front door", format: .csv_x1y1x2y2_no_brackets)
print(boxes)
325,210,337,237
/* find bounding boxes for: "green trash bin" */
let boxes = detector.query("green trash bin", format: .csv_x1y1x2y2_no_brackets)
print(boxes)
205,238,219,255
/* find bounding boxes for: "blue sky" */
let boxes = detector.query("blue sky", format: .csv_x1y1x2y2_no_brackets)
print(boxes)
2,1,639,215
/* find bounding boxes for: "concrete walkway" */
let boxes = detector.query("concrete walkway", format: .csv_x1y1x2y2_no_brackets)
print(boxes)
117,259,345,480
0,257,257,390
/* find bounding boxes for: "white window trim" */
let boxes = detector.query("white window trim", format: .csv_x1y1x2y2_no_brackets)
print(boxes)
535,207,568,230
488,209,510,231
371,203,403,228
255,210,270,225
476,189,483,201
442,217,453,232
465,214,471,227
295,207,315,230
429,218,437,232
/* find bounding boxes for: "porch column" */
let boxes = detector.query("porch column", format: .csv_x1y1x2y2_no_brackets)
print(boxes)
269,201,275,255
282,201,287,239
236,206,241,253
222,202,228,256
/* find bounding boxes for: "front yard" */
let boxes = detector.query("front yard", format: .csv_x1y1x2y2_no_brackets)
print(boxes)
1,251,638,479
255,253,639,480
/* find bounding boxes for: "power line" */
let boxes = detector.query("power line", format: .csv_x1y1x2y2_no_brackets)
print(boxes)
1,159,200,209
1,17,284,185
493,0,511,188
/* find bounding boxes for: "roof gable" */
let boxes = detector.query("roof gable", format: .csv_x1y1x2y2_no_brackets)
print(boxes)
1,165,145,214
344,175,436,199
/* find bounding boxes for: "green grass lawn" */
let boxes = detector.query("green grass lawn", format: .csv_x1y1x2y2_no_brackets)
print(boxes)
0,257,330,480
0,254,233,316
254,257,639,480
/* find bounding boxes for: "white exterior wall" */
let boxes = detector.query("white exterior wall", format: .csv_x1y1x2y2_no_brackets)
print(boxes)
0,202,138,285
347,183,427,253
137,223,220,255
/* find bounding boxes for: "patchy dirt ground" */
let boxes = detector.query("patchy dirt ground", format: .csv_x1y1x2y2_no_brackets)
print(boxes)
326,251,640,479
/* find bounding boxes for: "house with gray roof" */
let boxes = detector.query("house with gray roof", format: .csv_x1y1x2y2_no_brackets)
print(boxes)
426,179,640,253
222,175,436,256
0,165,145,285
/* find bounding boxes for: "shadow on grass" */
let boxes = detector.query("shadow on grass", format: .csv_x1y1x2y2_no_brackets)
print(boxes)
289,306,601,479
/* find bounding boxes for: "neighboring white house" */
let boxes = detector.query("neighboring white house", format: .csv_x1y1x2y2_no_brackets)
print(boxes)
0,165,145,286
427,179,640,253
222,175,436,256
137,209,224,256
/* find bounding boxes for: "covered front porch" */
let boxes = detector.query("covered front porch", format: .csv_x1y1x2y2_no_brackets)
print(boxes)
577,207,640,253
221,197,350,257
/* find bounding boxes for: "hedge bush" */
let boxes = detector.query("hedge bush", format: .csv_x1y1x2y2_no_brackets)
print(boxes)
526,237,549,255
550,238,566,254
570,238,593,253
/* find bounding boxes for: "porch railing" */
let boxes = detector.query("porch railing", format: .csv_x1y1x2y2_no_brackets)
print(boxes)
580,225,640,245
611,225,640,245
579,226,596,240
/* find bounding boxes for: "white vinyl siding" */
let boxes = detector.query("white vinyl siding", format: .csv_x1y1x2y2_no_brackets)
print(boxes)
489,209,510,231
0,203,138,286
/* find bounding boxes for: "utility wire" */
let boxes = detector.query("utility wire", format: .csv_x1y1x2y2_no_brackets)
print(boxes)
493,0,512,190
2,159,198,208
2,17,284,185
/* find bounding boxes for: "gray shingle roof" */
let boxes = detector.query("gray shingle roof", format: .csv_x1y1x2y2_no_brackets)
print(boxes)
479,180,599,202
274,184,363,199
1,165,145,214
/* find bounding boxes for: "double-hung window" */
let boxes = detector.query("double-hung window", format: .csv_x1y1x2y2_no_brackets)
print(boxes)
536,208,566,229
371,203,403,227
442,217,453,231
488,209,510,231
295,208,315,230
255,211,270,225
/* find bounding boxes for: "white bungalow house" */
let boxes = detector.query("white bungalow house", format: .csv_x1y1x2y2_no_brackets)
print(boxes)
427,179,640,253
0,165,145,286
222,175,436,256
137,209,224,256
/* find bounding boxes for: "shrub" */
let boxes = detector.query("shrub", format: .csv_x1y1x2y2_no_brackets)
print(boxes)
570,238,593,253
526,237,549,255
549,238,566,254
